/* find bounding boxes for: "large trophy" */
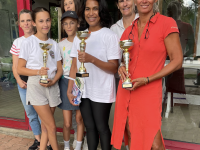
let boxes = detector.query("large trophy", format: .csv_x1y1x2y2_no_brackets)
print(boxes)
119,40,134,88
76,31,90,77
39,43,52,84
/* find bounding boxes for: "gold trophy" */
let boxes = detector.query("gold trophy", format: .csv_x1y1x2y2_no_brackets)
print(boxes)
119,40,134,88
76,31,90,77
39,43,52,84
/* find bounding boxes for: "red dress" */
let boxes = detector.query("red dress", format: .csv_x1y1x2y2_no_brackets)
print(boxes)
111,13,179,150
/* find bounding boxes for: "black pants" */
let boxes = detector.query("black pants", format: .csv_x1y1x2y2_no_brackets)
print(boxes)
80,98,112,150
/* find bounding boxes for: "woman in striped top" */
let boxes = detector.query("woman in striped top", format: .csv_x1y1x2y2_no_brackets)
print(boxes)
10,9,42,150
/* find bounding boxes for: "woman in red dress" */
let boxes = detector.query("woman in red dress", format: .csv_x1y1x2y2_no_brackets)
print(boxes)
111,0,183,149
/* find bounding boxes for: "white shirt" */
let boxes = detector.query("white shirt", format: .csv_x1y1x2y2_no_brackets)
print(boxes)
70,28,121,103
19,35,62,79
10,36,26,56
58,39,73,79
110,13,139,78
110,13,139,38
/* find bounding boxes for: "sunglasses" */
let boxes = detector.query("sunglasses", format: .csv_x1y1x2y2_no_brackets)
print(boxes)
128,13,156,40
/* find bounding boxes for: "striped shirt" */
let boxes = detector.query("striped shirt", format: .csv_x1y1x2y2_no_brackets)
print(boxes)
10,36,26,56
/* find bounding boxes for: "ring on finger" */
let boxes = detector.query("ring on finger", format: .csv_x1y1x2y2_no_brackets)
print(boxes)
119,74,121,76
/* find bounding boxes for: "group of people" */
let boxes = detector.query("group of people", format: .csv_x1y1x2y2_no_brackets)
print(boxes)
10,0,183,150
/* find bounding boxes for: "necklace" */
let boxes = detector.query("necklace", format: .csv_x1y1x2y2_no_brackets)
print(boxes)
128,12,156,40
138,22,145,28
137,13,155,28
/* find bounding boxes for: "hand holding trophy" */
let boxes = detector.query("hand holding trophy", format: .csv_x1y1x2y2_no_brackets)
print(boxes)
39,43,52,84
119,40,133,88
76,31,90,77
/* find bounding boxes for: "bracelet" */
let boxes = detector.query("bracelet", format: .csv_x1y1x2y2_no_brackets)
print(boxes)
147,77,149,83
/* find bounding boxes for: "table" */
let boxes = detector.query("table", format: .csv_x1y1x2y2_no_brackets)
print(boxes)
164,60,200,118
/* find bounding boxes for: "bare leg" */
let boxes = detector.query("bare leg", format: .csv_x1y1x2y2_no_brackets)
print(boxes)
125,117,131,149
33,105,59,150
39,122,48,149
76,110,84,141
151,130,165,150
35,135,41,142
63,110,72,141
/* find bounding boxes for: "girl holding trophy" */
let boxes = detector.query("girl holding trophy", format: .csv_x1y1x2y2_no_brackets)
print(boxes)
10,9,42,150
18,7,62,150
68,0,121,150
58,11,85,150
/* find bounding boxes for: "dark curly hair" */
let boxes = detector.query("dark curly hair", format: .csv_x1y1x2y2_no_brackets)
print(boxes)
80,0,113,29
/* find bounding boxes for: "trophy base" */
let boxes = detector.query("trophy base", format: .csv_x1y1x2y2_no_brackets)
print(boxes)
40,79,49,84
122,82,133,88
76,72,89,77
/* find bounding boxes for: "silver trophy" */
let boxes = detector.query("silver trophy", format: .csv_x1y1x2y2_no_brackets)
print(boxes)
39,43,52,84
119,40,134,88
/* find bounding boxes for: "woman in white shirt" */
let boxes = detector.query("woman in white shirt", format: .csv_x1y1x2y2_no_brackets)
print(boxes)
110,0,139,38
67,0,120,150
110,0,139,90
18,7,63,150
10,9,42,150
110,1,139,149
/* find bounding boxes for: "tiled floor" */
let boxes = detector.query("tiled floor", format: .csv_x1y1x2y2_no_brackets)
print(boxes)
0,133,67,150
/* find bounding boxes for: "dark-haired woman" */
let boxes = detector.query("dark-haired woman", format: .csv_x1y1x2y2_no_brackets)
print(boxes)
67,0,121,150
111,0,183,149
18,7,62,150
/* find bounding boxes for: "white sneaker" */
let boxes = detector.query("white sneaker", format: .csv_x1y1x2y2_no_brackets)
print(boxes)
73,132,77,149
82,136,88,150
64,148,70,150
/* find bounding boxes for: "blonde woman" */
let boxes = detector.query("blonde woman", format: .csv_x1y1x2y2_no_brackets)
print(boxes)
10,9,41,150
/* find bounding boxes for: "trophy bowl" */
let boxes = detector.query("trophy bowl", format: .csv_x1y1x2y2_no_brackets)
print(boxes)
119,40,134,50
77,31,90,40
39,43,52,84
119,40,134,88
39,43,52,50
76,31,91,77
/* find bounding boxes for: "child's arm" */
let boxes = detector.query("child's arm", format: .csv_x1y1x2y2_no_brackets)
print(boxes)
52,60,63,84
18,58,48,76
67,57,78,106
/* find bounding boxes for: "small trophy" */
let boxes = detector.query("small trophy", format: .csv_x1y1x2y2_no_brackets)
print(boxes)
76,31,90,77
119,40,134,88
39,43,52,84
